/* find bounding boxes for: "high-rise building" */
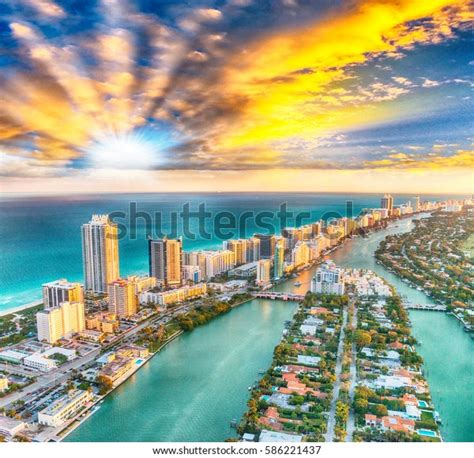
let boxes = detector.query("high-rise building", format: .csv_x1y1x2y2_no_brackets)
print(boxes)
381,194,394,216
273,239,285,280
282,228,304,249
223,239,247,265
413,196,420,212
108,279,137,318
254,234,275,259
148,238,182,286
311,261,345,295
36,301,85,343
246,237,261,262
42,279,84,309
291,241,310,268
256,259,272,286
311,222,322,237
81,215,120,294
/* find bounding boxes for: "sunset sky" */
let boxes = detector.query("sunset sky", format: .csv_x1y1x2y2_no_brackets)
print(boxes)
0,0,473,194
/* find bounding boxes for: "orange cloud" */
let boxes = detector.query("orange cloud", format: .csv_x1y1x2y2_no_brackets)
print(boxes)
365,150,474,170
213,0,471,152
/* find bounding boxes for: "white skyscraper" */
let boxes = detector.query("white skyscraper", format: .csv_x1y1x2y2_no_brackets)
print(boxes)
81,215,120,294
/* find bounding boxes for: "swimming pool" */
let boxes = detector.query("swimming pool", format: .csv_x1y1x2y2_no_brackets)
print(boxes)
418,400,429,408
136,359,144,365
417,428,437,437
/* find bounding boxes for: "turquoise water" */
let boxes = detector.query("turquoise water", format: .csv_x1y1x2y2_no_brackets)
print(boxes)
66,299,297,441
328,218,474,442
1,193,472,441
0,192,462,312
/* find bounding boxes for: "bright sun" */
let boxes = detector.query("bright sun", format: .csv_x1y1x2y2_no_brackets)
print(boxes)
89,133,157,169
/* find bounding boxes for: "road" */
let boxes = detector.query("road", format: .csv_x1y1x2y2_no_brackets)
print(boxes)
346,303,358,442
324,308,348,442
0,303,193,409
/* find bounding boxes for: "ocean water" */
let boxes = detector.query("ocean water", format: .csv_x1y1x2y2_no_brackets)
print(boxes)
0,192,465,313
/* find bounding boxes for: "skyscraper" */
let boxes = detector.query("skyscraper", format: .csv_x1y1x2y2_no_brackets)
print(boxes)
273,239,285,280
223,239,247,265
42,279,84,308
256,259,272,286
246,237,261,262
413,196,421,212
254,234,275,259
108,279,137,318
81,215,120,294
381,194,394,216
148,238,182,286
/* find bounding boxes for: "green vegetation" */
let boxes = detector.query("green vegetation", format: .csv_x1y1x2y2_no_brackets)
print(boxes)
238,293,348,442
48,352,69,365
376,213,473,319
0,304,43,348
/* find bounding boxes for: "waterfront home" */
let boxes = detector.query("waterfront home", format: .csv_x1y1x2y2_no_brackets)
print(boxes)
258,407,304,432
366,375,413,390
297,355,321,366
364,414,415,434
258,430,303,442
280,364,316,374
267,392,310,412
300,324,317,335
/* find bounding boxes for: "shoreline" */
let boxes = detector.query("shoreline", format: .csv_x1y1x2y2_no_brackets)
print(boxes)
0,300,42,317
59,328,184,441
0,212,429,317
59,298,257,442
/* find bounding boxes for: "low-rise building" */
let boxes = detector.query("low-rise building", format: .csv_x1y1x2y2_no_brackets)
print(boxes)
38,389,93,427
23,353,57,372
139,283,207,307
258,429,303,442
0,416,26,439
0,349,29,364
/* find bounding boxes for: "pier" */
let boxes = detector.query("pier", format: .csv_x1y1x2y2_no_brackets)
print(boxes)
253,292,305,302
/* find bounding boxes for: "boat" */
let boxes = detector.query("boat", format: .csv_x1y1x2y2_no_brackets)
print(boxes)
294,281,302,287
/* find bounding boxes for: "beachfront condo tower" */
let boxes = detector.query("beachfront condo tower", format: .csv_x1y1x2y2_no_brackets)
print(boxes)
273,239,285,280
148,238,182,286
381,194,394,216
36,301,85,343
42,279,84,308
254,234,276,259
81,214,120,294
107,279,138,318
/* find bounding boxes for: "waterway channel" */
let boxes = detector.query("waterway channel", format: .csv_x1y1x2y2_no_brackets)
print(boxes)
68,215,473,442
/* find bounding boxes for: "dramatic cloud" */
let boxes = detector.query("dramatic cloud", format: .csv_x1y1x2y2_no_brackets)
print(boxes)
0,0,472,186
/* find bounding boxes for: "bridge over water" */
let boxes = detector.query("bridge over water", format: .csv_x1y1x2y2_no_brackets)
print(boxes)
403,302,447,311
253,292,305,302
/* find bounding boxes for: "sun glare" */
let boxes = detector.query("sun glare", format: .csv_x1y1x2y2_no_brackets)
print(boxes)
89,133,158,169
